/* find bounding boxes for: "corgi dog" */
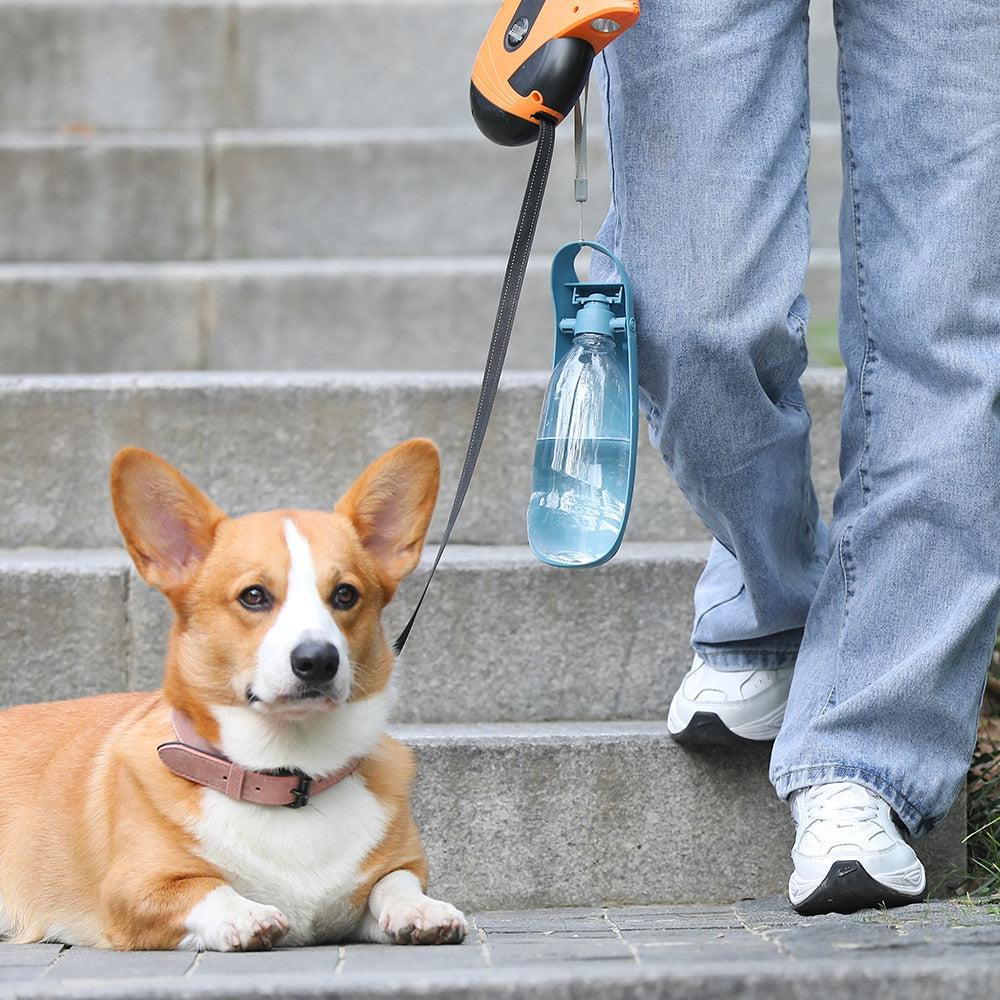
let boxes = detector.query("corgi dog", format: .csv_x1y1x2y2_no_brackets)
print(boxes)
0,440,468,951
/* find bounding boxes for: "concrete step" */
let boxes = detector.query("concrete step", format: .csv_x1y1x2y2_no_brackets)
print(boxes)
0,0,512,132
0,663,967,909
397,722,965,909
0,542,710,722
0,252,841,375
0,368,845,550
0,125,842,262
0,0,840,131
1,897,998,1000
0,547,967,905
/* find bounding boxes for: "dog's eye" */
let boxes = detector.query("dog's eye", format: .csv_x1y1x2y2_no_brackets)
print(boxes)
331,583,359,610
238,585,272,610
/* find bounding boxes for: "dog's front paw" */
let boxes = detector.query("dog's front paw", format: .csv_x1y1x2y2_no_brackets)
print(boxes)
183,886,290,952
379,896,467,945
217,901,289,952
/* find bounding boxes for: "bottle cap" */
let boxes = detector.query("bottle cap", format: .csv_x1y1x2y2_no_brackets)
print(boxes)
570,294,616,337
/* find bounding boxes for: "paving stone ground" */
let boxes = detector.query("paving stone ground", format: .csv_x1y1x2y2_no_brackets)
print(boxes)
0,897,998,999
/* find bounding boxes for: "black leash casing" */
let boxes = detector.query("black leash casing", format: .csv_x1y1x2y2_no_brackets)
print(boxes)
393,117,557,654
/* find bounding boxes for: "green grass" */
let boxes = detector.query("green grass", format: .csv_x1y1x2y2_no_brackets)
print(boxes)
806,319,843,367
965,633,1000,898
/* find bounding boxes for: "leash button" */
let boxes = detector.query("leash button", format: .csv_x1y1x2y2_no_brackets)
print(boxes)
506,16,531,48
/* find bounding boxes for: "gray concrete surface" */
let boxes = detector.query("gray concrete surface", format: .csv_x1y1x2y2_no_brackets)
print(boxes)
0,548,128,705
0,262,207,374
0,897,996,999
213,126,839,258
0,664,969,907
0,1,846,373
128,541,710,721
0,0,234,131
0,255,842,375
0,1,498,132
0,127,841,263
401,722,965,909
0,133,207,262
0,542,705,720
0,0,841,130
0,368,844,549
809,1,839,121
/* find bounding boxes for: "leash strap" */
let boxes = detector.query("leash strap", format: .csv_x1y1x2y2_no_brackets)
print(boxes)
393,116,557,654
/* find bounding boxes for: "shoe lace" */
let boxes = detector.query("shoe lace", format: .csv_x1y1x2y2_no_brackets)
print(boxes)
802,782,881,828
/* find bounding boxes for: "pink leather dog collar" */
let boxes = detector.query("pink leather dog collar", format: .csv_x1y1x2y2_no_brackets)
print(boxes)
157,710,360,809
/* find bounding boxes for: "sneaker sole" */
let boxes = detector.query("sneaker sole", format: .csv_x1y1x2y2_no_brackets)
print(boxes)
668,710,772,748
791,860,928,916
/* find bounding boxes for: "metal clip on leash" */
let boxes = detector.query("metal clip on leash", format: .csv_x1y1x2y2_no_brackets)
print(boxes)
393,117,557,654
574,83,589,243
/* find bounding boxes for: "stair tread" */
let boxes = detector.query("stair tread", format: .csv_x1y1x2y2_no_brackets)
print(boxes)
0,251,842,276
0,366,845,389
0,122,844,142
0,121,841,262
0,368,844,549
392,719,674,741
0,547,968,909
0,539,710,564
0,896,994,999
0,539,708,724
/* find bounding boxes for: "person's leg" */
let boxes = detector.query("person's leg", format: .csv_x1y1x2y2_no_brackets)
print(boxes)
771,0,1000,840
591,0,823,734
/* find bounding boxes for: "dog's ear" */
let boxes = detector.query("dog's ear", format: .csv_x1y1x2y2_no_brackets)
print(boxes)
335,438,440,593
111,448,227,597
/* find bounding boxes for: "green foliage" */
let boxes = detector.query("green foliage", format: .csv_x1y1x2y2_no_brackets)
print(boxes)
965,633,1000,898
967,755,1000,896
807,319,843,367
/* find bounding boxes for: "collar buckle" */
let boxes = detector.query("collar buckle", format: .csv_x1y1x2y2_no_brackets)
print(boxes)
288,774,313,809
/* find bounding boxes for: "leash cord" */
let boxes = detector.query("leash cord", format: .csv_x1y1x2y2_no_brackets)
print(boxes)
393,116,557,654
574,82,589,241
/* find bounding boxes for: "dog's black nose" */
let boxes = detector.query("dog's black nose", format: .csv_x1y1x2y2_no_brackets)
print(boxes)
290,640,340,683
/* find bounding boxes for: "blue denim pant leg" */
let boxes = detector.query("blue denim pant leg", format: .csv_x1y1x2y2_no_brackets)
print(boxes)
770,0,1000,836
591,0,828,671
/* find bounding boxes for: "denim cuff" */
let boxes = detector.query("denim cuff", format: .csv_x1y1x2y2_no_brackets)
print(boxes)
693,647,799,672
771,763,932,838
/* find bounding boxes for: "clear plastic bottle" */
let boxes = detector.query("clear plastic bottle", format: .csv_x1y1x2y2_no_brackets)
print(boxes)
527,296,630,566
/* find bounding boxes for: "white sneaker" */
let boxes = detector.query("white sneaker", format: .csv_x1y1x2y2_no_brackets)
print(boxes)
789,781,927,915
666,656,791,745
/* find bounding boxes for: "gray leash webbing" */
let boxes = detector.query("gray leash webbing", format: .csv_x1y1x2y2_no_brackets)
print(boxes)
393,116,557,654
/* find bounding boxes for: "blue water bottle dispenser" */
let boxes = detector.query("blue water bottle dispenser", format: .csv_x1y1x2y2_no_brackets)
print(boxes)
527,241,639,568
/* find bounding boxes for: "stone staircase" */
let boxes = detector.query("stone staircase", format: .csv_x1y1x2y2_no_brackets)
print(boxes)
0,0,966,923
0,0,844,373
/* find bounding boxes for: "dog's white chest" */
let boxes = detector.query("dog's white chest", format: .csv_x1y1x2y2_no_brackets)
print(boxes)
189,775,388,945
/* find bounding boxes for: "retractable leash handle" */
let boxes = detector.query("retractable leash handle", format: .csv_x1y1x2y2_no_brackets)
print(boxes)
470,0,640,146
394,0,641,653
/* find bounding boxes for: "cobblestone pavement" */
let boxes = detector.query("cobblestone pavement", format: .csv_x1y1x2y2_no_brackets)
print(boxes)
0,897,998,999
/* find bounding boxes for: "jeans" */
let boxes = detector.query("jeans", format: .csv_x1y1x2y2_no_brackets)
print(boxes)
591,0,1000,836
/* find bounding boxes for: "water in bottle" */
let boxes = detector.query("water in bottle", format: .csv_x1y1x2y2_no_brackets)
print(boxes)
528,304,632,566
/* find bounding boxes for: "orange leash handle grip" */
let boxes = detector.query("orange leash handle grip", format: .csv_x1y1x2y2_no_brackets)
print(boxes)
471,1,639,146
